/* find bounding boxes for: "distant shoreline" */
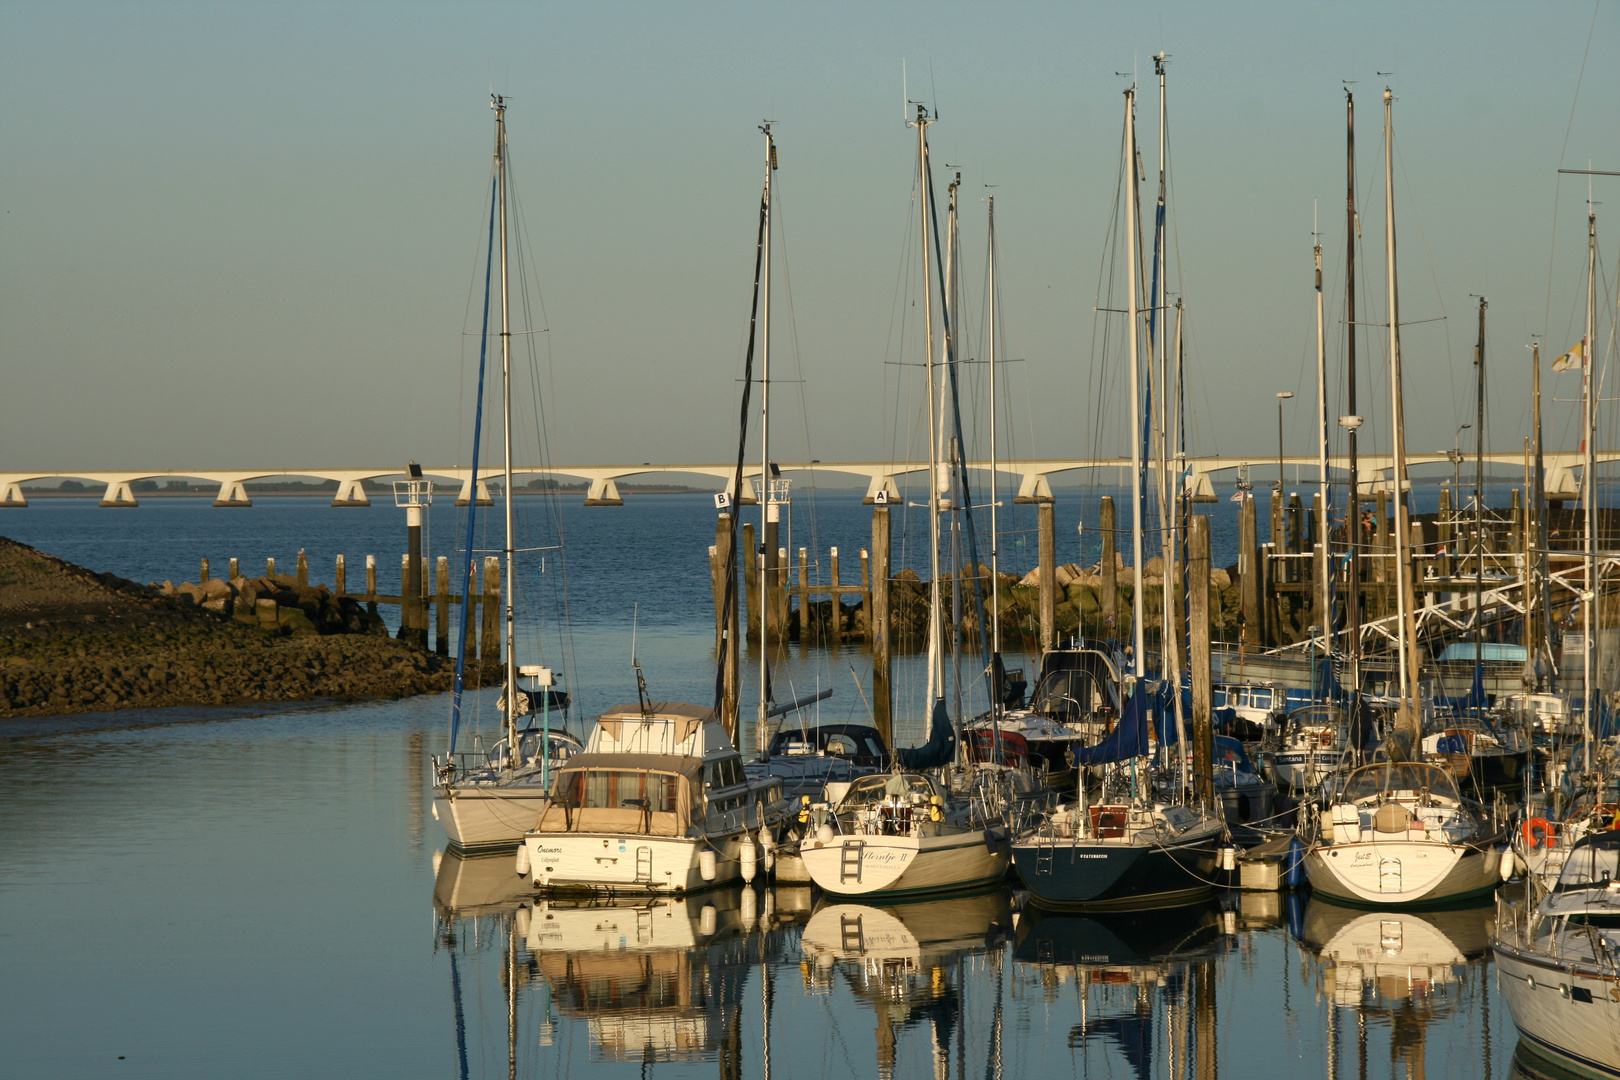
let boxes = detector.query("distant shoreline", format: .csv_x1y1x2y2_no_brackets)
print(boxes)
16,485,717,498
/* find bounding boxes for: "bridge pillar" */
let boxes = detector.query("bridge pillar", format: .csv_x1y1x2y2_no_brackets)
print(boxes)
1545,465,1579,498
213,480,252,507
583,477,623,506
1,483,27,508
331,479,370,508
1013,473,1054,505
453,478,494,507
99,481,138,508
1183,471,1217,503
861,475,901,506
722,476,759,506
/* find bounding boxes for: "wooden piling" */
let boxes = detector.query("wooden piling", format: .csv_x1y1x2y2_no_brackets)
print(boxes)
435,556,450,657
1238,495,1260,646
1100,496,1118,637
829,547,842,647
297,554,309,587
481,556,500,664
335,554,346,596
1190,514,1213,810
776,545,789,640
764,516,781,641
463,560,481,665
798,547,810,643
266,557,276,580
871,504,892,746
228,557,239,580
1270,490,1284,582
860,547,871,635
710,516,733,650
742,522,759,641
200,558,210,584
365,555,377,618
1038,500,1056,652
1286,492,1303,581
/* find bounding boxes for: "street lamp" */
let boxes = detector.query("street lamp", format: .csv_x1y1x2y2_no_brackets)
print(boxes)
1449,423,1472,507
1275,392,1294,488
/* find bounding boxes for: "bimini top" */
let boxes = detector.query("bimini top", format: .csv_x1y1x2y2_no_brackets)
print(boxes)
586,702,731,758
1339,761,1462,806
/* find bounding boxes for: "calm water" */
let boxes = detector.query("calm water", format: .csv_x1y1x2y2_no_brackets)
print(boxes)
0,490,1539,1078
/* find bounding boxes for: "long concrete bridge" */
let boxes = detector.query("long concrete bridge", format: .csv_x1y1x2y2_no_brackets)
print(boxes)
0,451,1601,509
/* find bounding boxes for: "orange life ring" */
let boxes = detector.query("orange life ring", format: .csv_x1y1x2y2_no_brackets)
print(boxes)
1522,817,1556,849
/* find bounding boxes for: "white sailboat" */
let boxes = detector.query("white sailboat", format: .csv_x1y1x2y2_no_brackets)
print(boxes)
432,96,580,853
801,103,1009,900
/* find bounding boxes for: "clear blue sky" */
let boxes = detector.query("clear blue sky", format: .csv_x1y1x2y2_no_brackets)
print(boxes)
2,1,1616,475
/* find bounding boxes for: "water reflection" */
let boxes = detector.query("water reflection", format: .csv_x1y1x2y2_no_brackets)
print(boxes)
801,889,1013,1080
1295,897,1498,1080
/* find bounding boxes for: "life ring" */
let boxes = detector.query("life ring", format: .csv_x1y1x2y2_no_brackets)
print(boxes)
1522,817,1556,849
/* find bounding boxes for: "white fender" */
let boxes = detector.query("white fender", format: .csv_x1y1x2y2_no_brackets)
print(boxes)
740,838,758,883
699,904,717,937
758,829,776,873
514,844,531,877
699,848,718,882
740,885,758,930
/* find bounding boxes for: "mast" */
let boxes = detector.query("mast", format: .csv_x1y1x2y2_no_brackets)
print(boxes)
947,174,964,726
987,195,1002,701
1124,86,1147,679
494,95,518,754
1532,342,1549,683
757,122,776,759
1474,298,1487,686
1383,86,1421,745
1583,205,1597,769
912,104,945,709
1344,88,1363,698
1315,233,1331,654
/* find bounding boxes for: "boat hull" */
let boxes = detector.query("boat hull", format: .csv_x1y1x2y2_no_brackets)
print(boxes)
800,829,1010,899
1011,831,1219,910
1304,840,1501,907
1496,943,1620,1078
434,783,550,853
521,829,760,895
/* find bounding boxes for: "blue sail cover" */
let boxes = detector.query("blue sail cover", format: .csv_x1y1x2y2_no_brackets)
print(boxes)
1075,684,1153,765
1315,657,1347,704
1154,683,1237,748
896,697,957,770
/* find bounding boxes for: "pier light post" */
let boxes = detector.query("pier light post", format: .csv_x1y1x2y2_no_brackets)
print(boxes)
394,462,433,650
1275,391,1294,488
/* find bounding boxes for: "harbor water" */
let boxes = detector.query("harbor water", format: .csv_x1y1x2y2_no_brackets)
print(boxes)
0,493,1540,1078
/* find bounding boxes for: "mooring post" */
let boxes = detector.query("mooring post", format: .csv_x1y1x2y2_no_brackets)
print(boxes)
829,546,842,647
871,503,892,745
1100,496,1118,638
798,546,810,644
742,522,759,641
228,557,239,580
435,556,449,657
266,557,276,580
776,545,789,640
200,558,210,584
1287,492,1304,581
860,547,872,640
335,554,346,596
463,560,481,665
710,515,732,650
1190,513,1213,810
1270,489,1285,584
365,555,377,601
1239,494,1260,647
297,553,309,587
764,516,781,642
1038,499,1056,652
481,556,500,665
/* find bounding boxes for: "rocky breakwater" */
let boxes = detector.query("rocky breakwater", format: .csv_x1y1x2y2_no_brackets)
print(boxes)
0,536,454,719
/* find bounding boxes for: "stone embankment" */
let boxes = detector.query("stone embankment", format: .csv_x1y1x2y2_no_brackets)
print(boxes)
0,537,459,718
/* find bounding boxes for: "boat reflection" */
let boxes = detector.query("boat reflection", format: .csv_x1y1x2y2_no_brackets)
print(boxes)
1296,896,1497,1079
800,888,1013,1080
1012,902,1226,1080
432,848,807,1073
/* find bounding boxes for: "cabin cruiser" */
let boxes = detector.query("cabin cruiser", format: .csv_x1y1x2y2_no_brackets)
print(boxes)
1303,760,1505,907
799,770,1009,899
1494,829,1620,1078
1506,691,1581,741
1267,703,1354,795
1420,718,1532,794
432,684,582,853
517,701,788,894
744,722,888,802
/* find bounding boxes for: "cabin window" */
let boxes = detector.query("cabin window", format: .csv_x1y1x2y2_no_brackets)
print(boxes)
566,770,678,812
1251,688,1273,709
705,757,744,790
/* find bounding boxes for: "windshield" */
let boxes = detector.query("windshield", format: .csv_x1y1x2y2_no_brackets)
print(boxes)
1339,762,1461,804
1558,835,1620,890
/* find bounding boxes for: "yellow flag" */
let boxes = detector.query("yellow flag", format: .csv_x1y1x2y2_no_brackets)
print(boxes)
1551,339,1585,372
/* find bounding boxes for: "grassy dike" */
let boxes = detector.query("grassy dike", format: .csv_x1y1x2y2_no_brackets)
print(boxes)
0,536,456,718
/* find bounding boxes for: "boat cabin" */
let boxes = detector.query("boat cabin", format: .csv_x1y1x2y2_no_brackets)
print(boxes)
765,723,888,768
1326,762,1475,845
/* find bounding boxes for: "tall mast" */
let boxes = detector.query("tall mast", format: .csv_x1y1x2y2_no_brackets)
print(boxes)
1583,205,1597,768
757,122,775,758
1124,87,1147,677
1383,86,1421,742
1531,342,1547,676
494,95,518,752
947,174,964,726
1315,233,1331,654
987,195,1001,679
912,104,945,707
1344,88,1363,696
1474,298,1487,680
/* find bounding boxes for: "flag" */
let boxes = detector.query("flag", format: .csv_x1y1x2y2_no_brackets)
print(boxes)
1551,339,1585,373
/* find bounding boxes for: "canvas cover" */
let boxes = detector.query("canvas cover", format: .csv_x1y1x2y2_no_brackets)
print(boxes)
537,752,704,836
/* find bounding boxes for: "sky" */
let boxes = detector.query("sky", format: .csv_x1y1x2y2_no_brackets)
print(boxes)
2,1,1617,480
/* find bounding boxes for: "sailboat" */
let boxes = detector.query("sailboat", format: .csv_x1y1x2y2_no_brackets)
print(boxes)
800,103,1010,900
1011,76,1225,912
432,97,582,853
